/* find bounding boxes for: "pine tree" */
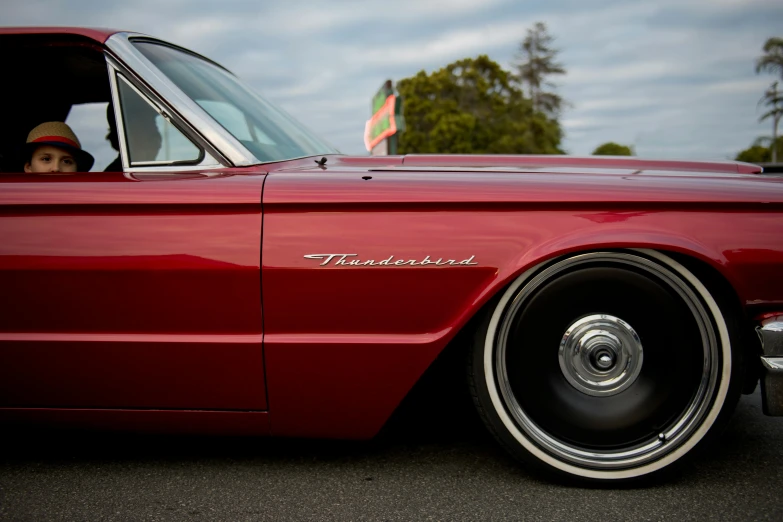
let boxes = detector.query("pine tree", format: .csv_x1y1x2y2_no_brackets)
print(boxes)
513,22,566,118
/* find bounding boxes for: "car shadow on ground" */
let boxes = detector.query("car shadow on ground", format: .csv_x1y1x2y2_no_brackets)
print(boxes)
0,375,777,491
0,348,500,462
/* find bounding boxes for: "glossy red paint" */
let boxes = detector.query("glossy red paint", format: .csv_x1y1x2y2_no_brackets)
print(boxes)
0,27,120,43
399,154,762,174
265,160,779,206
0,170,268,411
3,157,783,439
260,163,783,438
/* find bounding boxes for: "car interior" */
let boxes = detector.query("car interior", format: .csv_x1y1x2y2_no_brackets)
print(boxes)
0,34,115,173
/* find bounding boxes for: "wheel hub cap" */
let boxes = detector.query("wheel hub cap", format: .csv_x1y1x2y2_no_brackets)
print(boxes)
558,314,643,397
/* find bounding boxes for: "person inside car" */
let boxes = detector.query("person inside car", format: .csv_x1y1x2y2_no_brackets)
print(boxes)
103,100,164,170
103,104,122,172
23,121,94,174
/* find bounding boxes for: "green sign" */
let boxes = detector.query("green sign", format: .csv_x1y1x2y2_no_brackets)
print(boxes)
364,80,404,153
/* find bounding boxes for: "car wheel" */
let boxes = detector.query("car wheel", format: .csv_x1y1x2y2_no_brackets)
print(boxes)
469,249,742,483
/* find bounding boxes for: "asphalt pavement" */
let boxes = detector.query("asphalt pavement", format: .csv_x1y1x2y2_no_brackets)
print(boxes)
1,389,781,521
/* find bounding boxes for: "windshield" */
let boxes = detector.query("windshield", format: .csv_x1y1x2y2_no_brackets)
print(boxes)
132,41,339,163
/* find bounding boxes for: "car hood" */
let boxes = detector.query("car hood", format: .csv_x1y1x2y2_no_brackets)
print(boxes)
273,154,765,176
264,154,783,206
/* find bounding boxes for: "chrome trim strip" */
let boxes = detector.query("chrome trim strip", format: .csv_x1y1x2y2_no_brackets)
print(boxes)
757,318,783,357
265,330,449,345
761,356,783,372
0,332,263,343
757,316,783,416
105,32,258,167
122,162,223,177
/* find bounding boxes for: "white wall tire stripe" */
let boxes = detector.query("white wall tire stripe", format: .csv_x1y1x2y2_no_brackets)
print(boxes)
482,249,731,480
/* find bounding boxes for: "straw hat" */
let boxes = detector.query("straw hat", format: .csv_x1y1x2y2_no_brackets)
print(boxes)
25,122,95,171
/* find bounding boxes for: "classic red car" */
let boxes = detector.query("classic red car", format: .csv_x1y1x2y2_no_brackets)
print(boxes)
1,27,781,484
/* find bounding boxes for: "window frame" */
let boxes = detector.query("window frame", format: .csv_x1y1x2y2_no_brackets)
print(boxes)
105,33,258,168
105,56,226,173
113,72,205,168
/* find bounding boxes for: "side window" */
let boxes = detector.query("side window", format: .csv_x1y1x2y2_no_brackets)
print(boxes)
65,102,117,173
0,41,114,173
115,75,201,166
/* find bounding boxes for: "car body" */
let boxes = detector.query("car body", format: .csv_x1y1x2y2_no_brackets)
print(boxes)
1,27,782,484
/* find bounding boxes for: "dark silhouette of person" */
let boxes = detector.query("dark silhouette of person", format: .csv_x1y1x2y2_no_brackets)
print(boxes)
103,99,162,171
104,103,122,172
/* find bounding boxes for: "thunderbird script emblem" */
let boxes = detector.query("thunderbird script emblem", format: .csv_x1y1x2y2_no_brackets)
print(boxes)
304,254,477,267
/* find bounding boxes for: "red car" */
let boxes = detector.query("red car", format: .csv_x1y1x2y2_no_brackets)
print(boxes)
1,27,781,484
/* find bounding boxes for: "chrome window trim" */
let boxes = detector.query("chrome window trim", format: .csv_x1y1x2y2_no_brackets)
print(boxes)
105,32,259,167
106,61,221,174
106,63,131,172
121,159,223,175
106,56,226,171
114,73,209,167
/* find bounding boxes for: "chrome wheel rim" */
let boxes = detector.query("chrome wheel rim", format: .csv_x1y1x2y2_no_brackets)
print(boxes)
494,251,721,470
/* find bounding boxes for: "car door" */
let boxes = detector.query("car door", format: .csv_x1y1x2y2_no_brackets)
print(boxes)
0,171,267,411
0,56,267,412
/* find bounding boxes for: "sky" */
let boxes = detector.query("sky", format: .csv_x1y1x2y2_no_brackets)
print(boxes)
3,0,782,161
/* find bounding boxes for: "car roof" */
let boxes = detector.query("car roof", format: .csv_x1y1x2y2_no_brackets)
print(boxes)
0,27,122,44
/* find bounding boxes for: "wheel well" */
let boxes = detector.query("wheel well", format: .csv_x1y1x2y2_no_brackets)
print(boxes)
379,291,500,438
662,250,760,394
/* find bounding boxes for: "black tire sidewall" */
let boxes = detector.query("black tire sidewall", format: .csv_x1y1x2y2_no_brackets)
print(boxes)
467,251,744,485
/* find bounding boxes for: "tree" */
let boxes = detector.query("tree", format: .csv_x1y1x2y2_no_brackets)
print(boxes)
512,22,566,117
735,145,771,164
758,81,783,162
396,55,563,154
735,136,783,163
756,37,783,78
756,37,783,162
592,142,634,156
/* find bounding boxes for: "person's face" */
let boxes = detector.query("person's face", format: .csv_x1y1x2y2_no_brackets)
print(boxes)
24,145,78,173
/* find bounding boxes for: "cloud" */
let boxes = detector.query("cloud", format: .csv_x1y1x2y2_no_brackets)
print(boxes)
2,0,782,159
